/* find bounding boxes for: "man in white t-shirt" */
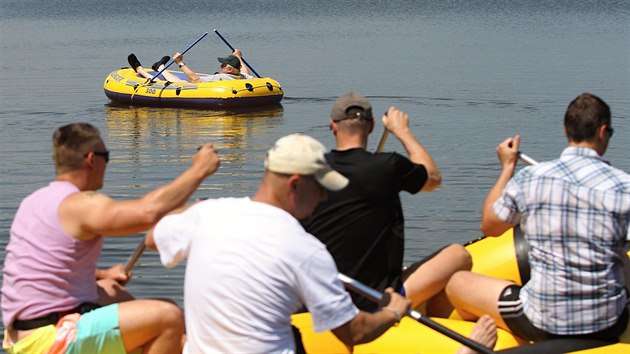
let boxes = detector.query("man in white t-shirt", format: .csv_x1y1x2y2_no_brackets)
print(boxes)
146,134,411,354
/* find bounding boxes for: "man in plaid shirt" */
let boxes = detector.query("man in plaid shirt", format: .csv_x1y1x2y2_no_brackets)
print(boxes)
445,93,629,342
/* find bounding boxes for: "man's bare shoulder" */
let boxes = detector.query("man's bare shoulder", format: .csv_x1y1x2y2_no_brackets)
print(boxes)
62,190,113,208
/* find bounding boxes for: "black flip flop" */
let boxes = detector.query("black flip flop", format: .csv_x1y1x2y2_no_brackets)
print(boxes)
127,53,142,71
152,56,170,71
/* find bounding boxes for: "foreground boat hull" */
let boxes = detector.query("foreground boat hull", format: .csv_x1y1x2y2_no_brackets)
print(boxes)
292,228,630,353
103,68,284,108
293,313,524,353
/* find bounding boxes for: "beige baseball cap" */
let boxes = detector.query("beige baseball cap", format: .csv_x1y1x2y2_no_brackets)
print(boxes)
264,134,349,191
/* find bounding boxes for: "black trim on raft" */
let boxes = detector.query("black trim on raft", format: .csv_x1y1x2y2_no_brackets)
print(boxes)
104,89,283,108
462,227,531,285
513,226,531,284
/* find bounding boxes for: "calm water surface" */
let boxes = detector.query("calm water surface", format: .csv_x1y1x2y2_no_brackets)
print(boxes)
1,0,628,317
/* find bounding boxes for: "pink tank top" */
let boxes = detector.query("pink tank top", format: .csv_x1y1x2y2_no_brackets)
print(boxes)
1,181,103,327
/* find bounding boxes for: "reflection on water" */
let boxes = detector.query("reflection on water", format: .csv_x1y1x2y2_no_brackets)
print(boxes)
105,104,284,152
103,104,284,199
105,104,284,163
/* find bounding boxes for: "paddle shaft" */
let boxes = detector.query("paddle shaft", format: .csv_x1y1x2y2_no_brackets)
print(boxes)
124,241,146,275
375,129,390,153
213,29,261,78
149,32,208,82
338,274,496,354
518,152,537,165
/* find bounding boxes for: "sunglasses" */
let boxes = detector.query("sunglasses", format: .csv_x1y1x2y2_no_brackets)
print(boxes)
605,126,614,137
85,150,110,163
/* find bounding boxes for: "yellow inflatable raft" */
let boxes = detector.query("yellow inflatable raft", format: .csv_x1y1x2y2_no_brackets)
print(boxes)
292,228,630,353
103,68,283,108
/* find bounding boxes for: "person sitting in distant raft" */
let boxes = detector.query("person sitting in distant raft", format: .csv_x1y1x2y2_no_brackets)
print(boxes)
127,49,254,83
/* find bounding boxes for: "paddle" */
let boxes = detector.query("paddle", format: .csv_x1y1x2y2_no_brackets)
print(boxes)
375,129,389,153
338,273,496,354
213,29,262,78
518,152,537,165
124,240,147,276
148,32,209,83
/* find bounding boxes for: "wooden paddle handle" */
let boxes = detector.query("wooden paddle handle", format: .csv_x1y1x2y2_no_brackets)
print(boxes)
124,241,146,275
375,129,390,153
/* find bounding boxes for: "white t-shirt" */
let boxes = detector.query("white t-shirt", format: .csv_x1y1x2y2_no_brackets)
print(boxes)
153,197,358,354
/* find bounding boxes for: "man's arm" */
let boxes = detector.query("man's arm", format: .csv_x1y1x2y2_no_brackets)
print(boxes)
480,136,520,236
95,263,129,285
232,49,250,76
382,107,441,191
172,52,202,83
331,288,410,346
60,144,220,240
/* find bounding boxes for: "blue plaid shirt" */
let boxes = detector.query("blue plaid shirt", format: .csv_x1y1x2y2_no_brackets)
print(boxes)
494,147,630,335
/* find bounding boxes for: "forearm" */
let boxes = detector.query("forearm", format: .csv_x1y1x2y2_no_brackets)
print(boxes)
353,309,400,344
395,128,441,191
240,64,250,76
180,64,201,83
480,166,515,236
78,144,218,237
101,167,207,236
333,309,399,346
139,165,207,221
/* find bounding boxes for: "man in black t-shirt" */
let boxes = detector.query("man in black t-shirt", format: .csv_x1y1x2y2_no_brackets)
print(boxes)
305,93,473,317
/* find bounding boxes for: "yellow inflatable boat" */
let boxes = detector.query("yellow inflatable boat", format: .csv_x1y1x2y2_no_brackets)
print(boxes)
292,228,630,353
103,68,283,108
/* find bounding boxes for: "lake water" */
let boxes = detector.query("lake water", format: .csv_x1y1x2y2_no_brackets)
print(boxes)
1,0,629,323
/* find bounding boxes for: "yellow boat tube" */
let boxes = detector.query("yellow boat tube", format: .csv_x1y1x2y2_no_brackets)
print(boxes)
103,68,283,108
293,228,630,353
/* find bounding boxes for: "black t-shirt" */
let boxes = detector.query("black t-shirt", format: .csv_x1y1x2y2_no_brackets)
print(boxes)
304,148,427,310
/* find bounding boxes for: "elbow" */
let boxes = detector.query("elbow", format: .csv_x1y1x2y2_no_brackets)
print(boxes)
479,221,492,236
346,318,379,345
480,220,504,237
421,172,442,192
333,314,372,347
342,331,369,346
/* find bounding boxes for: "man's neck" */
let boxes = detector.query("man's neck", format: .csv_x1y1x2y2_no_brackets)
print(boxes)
335,133,368,151
56,171,88,191
568,140,605,156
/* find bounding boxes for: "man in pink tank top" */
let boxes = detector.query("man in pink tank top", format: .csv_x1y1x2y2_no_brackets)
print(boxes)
1,123,220,354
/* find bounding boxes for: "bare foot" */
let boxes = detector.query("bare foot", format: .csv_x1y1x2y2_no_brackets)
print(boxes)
454,315,497,354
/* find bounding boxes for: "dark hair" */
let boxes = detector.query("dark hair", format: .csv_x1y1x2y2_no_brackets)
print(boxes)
52,123,102,173
564,93,611,143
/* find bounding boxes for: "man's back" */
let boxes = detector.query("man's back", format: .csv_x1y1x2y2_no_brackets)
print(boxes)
306,148,427,309
495,146,630,333
154,197,358,353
